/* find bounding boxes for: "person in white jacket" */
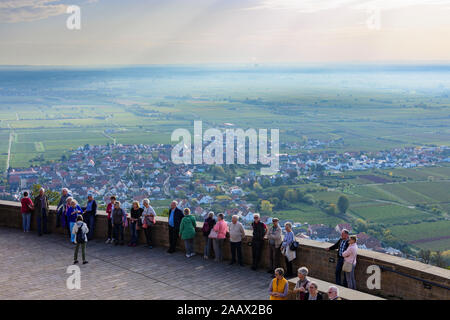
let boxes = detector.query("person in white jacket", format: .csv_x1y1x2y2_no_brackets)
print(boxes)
342,235,358,289
72,215,89,265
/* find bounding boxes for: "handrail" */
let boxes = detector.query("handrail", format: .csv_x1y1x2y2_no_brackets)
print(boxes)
379,265,450,291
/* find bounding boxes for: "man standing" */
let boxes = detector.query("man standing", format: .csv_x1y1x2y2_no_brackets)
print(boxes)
56,188,71,228
82,193,97,241
167,200,184,253
229,215,246,266
267,217,282,274
251,213,267,271
34,188,50,236
327,229,349,286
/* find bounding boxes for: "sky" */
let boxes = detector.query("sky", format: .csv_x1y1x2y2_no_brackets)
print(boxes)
0,0,450,65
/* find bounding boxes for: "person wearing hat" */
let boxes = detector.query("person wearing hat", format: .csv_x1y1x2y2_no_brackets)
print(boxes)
82,193,97,241
267,217,282,275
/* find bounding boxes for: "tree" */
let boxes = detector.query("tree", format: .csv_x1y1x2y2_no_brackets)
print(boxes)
253,182,263,193
284,189,297,202
260,200,274,214
431,251,446,268
31,184,60,206
418,249,431,264
337,195,350,214
355,218,368,232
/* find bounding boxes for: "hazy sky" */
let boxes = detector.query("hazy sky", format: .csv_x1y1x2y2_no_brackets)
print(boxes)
1,0,450,65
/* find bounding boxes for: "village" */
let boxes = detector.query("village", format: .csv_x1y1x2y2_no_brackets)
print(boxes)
1,142,448,258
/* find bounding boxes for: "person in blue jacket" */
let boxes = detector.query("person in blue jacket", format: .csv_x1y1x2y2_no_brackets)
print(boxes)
67,199,82,243
167,200,184,253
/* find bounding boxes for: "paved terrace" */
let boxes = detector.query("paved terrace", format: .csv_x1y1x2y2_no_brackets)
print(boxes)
0,227,269,300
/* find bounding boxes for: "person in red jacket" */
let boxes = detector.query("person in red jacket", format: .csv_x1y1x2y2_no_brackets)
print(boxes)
105,196,116,244
21,191,34,232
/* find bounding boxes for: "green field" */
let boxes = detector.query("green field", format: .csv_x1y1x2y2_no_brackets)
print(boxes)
390,220,450,251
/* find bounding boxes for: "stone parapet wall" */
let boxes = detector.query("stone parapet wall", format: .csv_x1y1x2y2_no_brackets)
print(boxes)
1,200,448,300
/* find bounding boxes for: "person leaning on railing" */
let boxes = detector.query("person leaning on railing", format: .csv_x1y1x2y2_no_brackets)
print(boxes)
342,235,358,290
211,213,228,262
105,196,116,244
179,208,197,258
202,211,216,260
268,268,289,300
280,222,296,278
142,199,156,248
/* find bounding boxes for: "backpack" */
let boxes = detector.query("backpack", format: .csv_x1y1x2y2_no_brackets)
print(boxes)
202,219,211,233
76,223,85,244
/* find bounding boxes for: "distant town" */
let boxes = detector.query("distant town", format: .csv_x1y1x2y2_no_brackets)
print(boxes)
1,141,449,259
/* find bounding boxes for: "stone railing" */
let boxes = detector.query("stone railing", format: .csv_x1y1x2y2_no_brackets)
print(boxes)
0,200,449,300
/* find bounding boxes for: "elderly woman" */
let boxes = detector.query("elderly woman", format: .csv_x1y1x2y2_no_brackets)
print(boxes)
281,222,296,278
211,213,228,263
179,208,197,258
128,201,143,247
202,211,216,259
142,199,157,248
62,196,73,237
304,281,323,300
268,268,289,300
342,235,358,289
66,199,82,243
229,214,246,266
293,267,310,300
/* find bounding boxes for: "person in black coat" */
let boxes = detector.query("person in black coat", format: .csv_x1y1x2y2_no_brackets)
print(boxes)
304,282,323,300
167,200,184,253
327,229,350,286
82,194,97,241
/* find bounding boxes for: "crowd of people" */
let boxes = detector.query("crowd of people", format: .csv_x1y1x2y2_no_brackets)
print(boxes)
20,188,359,300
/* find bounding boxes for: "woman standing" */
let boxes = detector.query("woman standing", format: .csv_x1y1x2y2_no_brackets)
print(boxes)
67,200,82,243
20,191,34,232
342,235,358,289
281,222,296,278
128,201,143,247
179,208,197,258
142,199,157,248
202,212,216,259
211,213,228,263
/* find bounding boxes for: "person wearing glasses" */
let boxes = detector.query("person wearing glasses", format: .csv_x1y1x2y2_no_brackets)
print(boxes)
304,281,323,300
327,286,342,300
268,268,289,300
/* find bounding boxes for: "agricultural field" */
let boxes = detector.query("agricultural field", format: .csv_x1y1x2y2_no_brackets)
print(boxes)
389,221,450,251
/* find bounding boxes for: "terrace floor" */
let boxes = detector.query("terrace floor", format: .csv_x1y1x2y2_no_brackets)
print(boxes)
0,227,269,300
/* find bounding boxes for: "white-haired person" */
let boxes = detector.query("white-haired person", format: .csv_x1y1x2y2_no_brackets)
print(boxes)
33,187,50,236
280,222,296,278
142,199,157,248
327,286,342,300
229,214,245,266
202,211,216,259
251,213,267,271
269,268,289,300
342,235,358,289
293,266,310,300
